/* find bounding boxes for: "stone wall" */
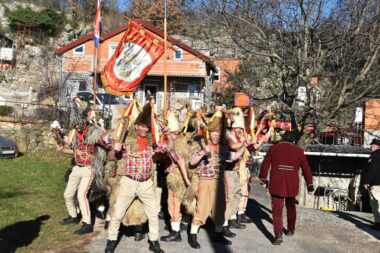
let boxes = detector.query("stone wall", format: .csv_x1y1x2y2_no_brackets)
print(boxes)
298,176,359,211
0,118,56,152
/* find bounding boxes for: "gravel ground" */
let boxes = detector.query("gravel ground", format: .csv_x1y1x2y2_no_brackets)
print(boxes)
86,182,380,253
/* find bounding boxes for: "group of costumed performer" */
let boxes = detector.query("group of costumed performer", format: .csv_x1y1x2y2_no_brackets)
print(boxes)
52,93,272,253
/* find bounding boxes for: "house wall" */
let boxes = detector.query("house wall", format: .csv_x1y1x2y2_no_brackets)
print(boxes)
212,59,240,92
61,33,208,77
364,99,380,130
135,76,204,112
59,31,209,113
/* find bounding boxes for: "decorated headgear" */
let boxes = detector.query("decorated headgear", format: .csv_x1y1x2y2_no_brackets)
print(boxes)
134,97,160,145
231,107,245,129
208,110,224,135
135,102,152,128
167,110,180,133
69,96,88,127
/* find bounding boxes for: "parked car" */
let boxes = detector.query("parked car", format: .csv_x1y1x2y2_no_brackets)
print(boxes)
76,91,122,118
0,135,18,158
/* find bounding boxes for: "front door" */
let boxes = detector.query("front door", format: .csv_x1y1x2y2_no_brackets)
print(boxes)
144,84,158,103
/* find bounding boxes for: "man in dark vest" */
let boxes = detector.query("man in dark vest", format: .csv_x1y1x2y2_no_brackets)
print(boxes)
259,131,314,245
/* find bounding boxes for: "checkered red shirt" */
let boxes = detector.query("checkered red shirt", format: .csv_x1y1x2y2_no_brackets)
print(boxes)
74,142,95,166
191,146,230,178
122,145,154,181
154,142,181,173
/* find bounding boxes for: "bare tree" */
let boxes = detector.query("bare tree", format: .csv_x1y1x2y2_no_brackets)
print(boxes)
130,0,191,34
194,0,380,141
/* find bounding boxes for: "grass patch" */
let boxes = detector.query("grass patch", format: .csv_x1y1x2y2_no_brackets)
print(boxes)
0,150,90,252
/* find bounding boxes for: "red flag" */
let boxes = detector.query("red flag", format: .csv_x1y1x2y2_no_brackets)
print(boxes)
101,21,165,96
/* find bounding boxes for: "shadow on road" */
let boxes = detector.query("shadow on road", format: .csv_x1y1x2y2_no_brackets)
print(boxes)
201,218,233,253
333,211,380,240
0,215,50,253
246,198,274,243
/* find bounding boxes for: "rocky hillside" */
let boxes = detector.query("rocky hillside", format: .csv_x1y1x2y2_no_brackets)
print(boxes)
0,1,91,104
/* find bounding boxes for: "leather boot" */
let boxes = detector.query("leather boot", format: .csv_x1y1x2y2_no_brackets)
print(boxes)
134,232,145,241
214,232,232,245
74,223,93,235
160,230,182,242
286,230,294,236
223,226,236,238
104,240,117,253
228,219,246,229
237,213,252,223
188,234,200,249
148,240,164,253
273,232,283,245
373,223,380,231
60,216,80,225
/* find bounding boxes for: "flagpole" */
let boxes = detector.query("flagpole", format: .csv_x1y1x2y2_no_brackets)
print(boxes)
92,46,98,110
92,0,101,110
163,0,168,116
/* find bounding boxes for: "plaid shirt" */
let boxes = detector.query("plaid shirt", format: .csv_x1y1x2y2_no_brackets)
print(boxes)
74,142,95,166
122,145,154,181
192,145,230,178
154,142,181,173
226,133,243,171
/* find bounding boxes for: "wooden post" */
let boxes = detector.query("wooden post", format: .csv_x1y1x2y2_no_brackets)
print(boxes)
163,0,168,116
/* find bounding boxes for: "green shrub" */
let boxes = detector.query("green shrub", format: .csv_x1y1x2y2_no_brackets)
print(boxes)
6,7,64,36
0,106,13,116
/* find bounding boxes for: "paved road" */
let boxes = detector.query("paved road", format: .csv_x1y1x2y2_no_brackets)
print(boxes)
87,182,380,253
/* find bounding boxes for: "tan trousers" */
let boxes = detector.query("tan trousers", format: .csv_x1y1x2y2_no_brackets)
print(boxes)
370,185,380,223
192,178,225,227
64,165,93,224
168,189,182,223
224,170,241,221
238,166,250,213
107,176,159,241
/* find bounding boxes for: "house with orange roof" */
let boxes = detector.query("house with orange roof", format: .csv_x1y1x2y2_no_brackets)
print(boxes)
211,59,241,93
55,20,216,112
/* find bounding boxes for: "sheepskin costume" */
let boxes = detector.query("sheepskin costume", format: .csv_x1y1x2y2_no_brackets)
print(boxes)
68,97,108,203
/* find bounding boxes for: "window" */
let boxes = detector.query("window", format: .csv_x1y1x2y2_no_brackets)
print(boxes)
174,48,182,60
188,84,199,98
108,45,118,59
73,45,85,55
78,81,87,91
213,67,220,81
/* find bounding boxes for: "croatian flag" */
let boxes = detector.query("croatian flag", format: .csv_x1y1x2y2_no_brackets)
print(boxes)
94,0,101,48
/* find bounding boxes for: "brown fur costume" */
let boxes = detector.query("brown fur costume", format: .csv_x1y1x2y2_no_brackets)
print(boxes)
181,135,205,215
166,134,190,201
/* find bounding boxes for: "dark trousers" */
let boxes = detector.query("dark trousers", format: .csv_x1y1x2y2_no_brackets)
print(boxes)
271,195,296,234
